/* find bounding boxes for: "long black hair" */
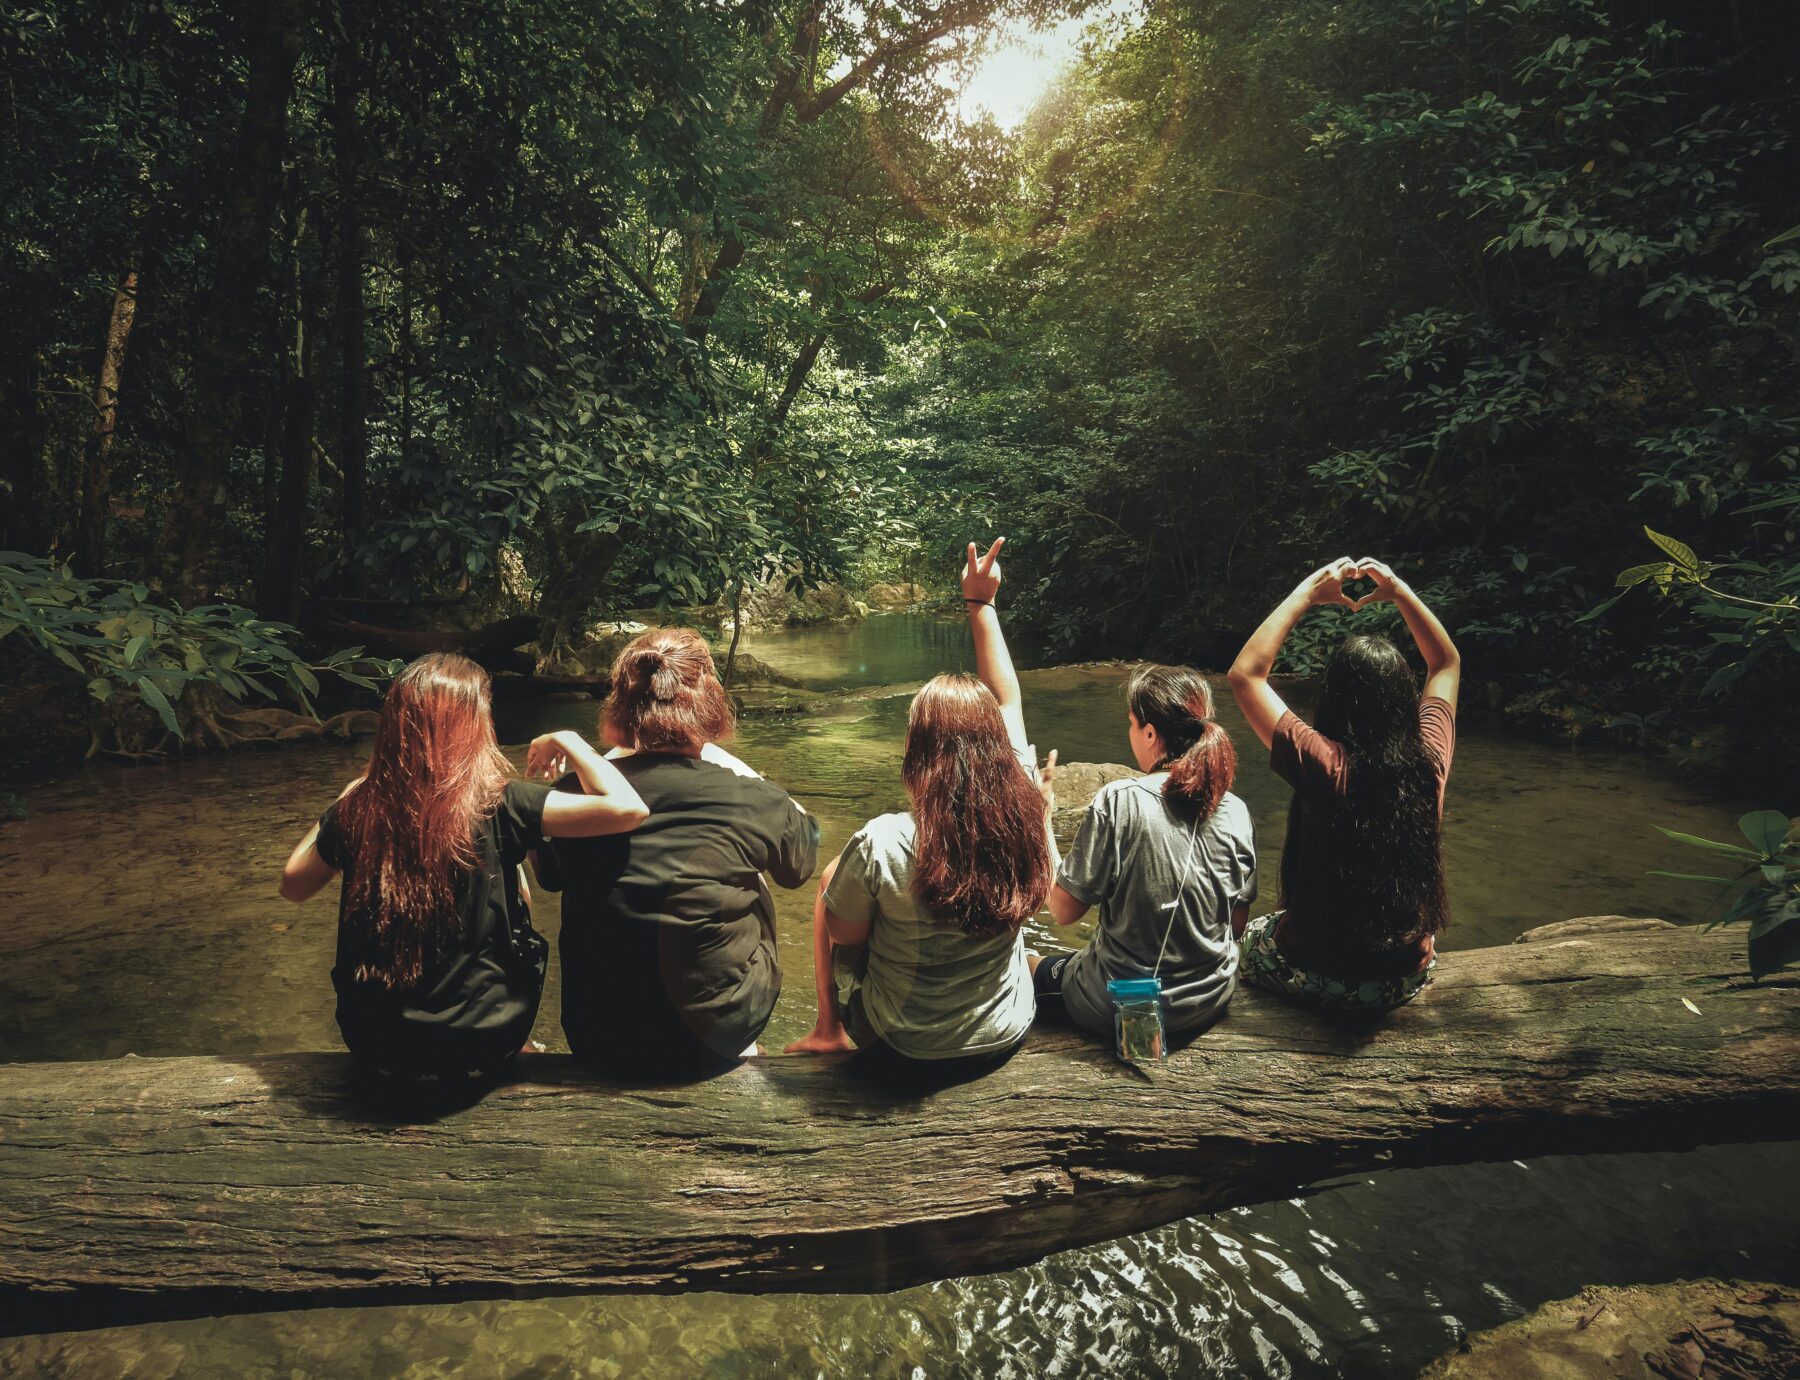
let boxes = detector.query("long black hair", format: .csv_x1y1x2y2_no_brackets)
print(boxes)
1281,634,1448,949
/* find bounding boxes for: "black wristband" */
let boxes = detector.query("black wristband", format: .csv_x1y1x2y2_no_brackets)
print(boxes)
964,598,993,607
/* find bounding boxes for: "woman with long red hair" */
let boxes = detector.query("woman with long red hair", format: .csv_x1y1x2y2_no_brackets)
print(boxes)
786,538,1056,1086
279,652,648,1076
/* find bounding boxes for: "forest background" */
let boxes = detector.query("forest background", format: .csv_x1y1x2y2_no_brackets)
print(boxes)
3,0,1796,794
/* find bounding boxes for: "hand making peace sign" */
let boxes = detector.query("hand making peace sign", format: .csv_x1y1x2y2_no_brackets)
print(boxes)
963,536,1005,606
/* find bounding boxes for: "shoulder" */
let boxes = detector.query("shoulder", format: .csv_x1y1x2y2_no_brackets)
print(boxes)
1210,791,1255,838
854,811,916,852
504,778,553,809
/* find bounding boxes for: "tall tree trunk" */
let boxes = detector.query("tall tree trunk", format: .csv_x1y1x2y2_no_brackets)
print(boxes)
398,260,412,459
261,201,313,623
74,262,141,575
767,332,827,433
0,330,49,555
160,0,304,599
332,11,368,587
723,578,745,689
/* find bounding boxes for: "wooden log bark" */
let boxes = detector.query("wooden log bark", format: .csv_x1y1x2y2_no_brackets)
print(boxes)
0,920,1794,1334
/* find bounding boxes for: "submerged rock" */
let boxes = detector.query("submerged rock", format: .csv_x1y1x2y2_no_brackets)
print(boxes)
1421,1279,1800,1379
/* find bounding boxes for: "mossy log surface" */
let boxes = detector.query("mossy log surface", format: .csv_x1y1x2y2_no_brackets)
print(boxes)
0,918,1795,1333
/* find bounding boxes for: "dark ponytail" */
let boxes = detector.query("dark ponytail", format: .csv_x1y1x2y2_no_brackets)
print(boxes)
1126,664,1237,819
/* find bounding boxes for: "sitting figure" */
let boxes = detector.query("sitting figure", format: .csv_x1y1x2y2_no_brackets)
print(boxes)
1033,665,1257,1044
1228,557,1460,1012
786,538,1055,1088
537,627,819,1080
279,652,647,1077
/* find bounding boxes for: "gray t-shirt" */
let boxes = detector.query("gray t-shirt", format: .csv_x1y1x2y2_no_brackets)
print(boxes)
1057,776,1257,1035
824,811,1035,1060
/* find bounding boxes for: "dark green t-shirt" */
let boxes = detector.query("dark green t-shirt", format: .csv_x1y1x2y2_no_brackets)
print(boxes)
317,779,551,1073
539,753,818,1071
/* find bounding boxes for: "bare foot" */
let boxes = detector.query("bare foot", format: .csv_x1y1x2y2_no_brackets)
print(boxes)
518,1039,545,1055
784,1026,856,1055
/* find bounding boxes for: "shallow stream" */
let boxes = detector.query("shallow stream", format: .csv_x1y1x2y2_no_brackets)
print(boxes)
2,614,1795,1377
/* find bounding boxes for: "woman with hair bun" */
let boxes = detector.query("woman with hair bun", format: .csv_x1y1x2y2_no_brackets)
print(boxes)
1032,664,1258,1041
278,652,648,1077
786,538,1056,1087
536,627,819,1079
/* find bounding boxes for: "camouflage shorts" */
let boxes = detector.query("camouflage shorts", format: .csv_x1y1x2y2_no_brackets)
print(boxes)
1238,912,1432,1013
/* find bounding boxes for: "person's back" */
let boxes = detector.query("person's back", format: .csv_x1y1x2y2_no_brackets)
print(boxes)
788,538,1053,1087
1228,557,1460,1011
547,749,816,1072
539,628,818,1078
278,653,650,1076
1053,779,1255,1036
1037,665,1256,1040
823,803,1035,1063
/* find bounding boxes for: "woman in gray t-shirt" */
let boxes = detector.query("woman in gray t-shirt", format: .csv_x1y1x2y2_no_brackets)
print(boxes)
785,538,1056,1084
1034,665,1257,1039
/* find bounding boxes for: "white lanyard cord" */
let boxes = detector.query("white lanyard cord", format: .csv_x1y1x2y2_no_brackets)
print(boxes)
1152,800,1205,980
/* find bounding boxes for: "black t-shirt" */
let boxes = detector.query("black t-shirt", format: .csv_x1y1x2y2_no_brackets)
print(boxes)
538,753,819,1071
317,779,552,1073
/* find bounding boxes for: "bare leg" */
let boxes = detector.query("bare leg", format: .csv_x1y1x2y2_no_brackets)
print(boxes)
784,856,856,1054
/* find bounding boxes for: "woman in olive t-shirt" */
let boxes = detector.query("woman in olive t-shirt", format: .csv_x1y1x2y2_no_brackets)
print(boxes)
1227,558,1462,1011
279,654,648,1076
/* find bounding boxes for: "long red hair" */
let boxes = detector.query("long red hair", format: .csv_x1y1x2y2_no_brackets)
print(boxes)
903,673,1052,938
335,653,510,989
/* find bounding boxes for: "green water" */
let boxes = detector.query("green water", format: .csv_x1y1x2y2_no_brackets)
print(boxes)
1,614,1796,1377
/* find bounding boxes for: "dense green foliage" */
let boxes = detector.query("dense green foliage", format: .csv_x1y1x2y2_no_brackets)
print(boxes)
3,0,1796,786
1,551,393,747
1652,810,1800,979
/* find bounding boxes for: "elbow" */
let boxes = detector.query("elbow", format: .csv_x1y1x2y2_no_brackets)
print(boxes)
622,804,650,830
1226,662,1255,693
278,873,308,904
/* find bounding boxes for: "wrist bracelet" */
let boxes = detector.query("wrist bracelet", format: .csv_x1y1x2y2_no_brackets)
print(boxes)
964,598,993,607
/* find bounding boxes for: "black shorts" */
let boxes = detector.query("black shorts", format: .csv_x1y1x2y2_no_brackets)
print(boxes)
1031,950,1078,1025
1033,951,1076,998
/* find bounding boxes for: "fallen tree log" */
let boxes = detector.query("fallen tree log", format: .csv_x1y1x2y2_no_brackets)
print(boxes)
0,918,1795,1334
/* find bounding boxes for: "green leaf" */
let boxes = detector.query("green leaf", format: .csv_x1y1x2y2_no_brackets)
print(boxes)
1739,810,1792,855
135,678,181,736
1748,908,1800,980
86,677,113,703
124,634,148,666
1654,826,1759,858
1616,563,1672,589
1645,870,1739,885
1643,527,1700,571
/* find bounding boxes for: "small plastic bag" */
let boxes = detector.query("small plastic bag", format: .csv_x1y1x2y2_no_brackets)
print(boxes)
1108,977,1167,1063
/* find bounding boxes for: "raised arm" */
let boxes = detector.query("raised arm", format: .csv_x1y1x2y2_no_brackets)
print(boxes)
1355,559,1461,709
963,537,1028,755
527,730,651,838
1228,558,1358,750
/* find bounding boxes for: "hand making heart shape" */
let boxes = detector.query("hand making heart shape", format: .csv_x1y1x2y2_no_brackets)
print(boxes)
1300,556,1402,612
